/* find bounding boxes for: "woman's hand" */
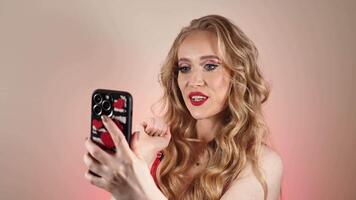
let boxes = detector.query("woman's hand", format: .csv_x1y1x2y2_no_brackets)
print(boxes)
83,115,166,200
130,117,171,167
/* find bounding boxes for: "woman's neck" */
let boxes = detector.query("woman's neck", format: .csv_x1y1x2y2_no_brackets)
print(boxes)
196,117,220,143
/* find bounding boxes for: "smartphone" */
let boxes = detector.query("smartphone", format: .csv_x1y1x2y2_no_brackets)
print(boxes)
90,89,133,153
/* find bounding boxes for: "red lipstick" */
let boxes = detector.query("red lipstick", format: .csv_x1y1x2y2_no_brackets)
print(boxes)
188,92,209,106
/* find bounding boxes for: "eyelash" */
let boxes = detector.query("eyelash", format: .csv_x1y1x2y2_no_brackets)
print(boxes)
177,64,219,73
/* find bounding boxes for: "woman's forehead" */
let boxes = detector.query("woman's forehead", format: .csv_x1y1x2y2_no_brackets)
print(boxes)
177,31,220,61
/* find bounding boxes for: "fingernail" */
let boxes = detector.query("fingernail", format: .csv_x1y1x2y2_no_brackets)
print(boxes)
101,115,108,122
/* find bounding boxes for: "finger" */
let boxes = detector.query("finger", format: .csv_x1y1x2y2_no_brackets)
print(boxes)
160,126,168,136
101,115,133,157
144,124,154,135
154,117,164,131
141,120,154,136
156,121,165,132
153,129,163,137
85,138,110,165
150,117,166,136
147,131,155,136
162,126,170,136
130,131,143,159
154,124,166,136
160,127,168,136
145,117,155,134
140,121,147,129
164,127,172,139
155,131,161,137
159,126,167,136
84,170,108,190
140,121,151,136
84,152,113,181
149,127,159,136
83,152,106,177
130,131,139,150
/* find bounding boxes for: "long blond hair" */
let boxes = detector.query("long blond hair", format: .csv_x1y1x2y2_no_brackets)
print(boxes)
154,15,272,200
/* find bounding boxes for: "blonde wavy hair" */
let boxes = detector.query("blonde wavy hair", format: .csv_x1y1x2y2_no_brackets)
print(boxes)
154,15,272,200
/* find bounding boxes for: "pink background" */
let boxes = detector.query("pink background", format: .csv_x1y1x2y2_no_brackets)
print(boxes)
1,0,355,199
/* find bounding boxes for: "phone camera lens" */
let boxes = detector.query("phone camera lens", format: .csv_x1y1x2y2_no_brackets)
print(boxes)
93,104,102,116
93,94,103,104
102,100,111,111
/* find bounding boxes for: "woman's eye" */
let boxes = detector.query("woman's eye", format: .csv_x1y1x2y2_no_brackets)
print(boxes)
204,64,219,71
178,66,191,73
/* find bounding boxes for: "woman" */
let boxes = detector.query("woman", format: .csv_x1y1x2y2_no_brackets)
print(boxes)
84,15,283,200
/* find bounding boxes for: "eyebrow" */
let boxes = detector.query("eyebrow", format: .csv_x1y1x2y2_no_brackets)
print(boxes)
177,55,221,63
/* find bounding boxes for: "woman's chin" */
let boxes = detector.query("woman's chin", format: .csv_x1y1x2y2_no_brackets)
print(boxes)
189,111,209,120
188,109,224,121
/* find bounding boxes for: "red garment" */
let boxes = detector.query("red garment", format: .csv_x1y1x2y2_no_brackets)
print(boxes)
150,152,231,194
150,152,163,186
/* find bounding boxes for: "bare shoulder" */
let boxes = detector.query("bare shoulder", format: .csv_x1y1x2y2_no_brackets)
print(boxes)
259,145,284,178
260,145,284,198
221,145,284,200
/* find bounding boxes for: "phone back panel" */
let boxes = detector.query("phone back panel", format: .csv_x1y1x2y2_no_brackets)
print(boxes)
90,89,133,153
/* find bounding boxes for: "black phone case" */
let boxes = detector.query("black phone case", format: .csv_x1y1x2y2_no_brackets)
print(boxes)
90,89,133,153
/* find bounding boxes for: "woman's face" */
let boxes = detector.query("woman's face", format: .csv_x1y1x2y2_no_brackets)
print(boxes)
177,30,231,120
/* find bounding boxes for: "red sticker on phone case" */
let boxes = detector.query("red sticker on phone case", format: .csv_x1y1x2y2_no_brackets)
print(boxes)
113,119,124,132
100,132,115,149
113,99,125,109
92,119,103,130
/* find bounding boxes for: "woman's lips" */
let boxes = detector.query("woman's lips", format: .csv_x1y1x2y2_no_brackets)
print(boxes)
188,91,209,106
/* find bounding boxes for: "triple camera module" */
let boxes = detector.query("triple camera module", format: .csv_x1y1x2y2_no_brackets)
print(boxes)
92,93,114,117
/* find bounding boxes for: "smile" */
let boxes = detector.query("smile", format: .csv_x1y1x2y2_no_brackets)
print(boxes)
188,91,209,106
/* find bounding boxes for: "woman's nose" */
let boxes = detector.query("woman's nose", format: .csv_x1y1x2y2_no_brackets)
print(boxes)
188,69,205,87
